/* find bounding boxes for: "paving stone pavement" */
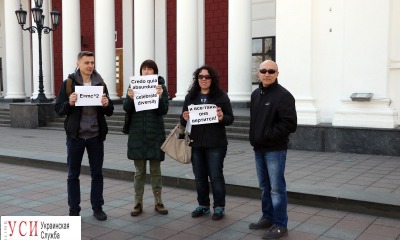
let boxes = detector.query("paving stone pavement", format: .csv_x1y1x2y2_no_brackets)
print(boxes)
1,103,400,239
0,125,399,217
1,162,400,240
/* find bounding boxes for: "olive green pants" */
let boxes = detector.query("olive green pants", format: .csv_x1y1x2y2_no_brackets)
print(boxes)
133,160,163,205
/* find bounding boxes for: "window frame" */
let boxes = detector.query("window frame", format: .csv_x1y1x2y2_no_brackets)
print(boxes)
251,36,276,84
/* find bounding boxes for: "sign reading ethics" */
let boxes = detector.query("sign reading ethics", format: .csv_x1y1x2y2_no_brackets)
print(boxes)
188,104,219,125
130,75,159,112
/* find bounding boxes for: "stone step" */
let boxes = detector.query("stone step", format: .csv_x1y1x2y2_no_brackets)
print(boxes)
43,110,251,140
46,121,250,135
43,127,249,141
50,117,250,129
0,119,10,124
0,109,10,127
0,105,250,140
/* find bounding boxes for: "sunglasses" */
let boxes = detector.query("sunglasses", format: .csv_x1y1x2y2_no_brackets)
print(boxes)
259,69,277,74
198,75,212,80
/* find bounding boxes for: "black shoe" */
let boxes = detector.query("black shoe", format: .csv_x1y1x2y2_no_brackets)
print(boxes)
69,210,80,216
212,208,224,221
93,208,107,221
191,206,210,218
262,225,288,239
249,217,273,229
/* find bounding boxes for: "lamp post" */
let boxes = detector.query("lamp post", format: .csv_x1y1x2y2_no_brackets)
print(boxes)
15,0,61,103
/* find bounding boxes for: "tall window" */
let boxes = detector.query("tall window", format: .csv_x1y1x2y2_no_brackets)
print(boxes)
252,37,275,83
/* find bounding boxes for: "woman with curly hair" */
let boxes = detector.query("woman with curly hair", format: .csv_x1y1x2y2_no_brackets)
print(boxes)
180,65,234,220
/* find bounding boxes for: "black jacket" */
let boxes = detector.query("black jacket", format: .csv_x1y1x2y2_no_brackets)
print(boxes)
180,91,234,148
54,70,114,141
249,80,297,151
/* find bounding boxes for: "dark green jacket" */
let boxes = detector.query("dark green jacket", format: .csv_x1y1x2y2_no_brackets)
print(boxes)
123,76,169,161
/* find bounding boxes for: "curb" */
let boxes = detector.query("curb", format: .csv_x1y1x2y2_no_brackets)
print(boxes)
1,155,399,220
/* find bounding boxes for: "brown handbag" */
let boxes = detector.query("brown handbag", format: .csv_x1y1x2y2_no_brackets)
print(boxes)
161,123,192,164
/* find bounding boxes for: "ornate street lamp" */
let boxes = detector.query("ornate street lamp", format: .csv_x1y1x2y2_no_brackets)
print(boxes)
15,0,61,103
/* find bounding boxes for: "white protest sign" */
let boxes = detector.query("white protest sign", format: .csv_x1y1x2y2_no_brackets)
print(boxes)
188,104,219,125
75,86,103,106
130,75,159,112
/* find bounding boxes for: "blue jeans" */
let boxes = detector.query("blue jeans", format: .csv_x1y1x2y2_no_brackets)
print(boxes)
67,136,104,212
254,150,288,227
191,146,227,208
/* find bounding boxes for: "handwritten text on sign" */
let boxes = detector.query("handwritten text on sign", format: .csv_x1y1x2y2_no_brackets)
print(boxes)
188,104,218,125
75,86,103,106
130,75,159,112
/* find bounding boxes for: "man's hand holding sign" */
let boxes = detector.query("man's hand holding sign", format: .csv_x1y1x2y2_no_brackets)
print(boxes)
128,75,162,112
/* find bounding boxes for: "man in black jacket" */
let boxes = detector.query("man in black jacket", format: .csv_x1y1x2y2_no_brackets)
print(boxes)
54,51,114,221
248,60,297,239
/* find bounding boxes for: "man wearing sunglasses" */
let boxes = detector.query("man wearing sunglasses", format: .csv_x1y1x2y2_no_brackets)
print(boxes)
248,60,297,239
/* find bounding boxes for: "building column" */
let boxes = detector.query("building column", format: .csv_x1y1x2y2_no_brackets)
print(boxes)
134,0,155,75
155,0,168,80
94,0,118,99
332,0,397,128
227,0,252,102
3,0,26,100
389,0,400,126
276,0,319,125
175,0,198,101
62,0,81,79
122,0,133,93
